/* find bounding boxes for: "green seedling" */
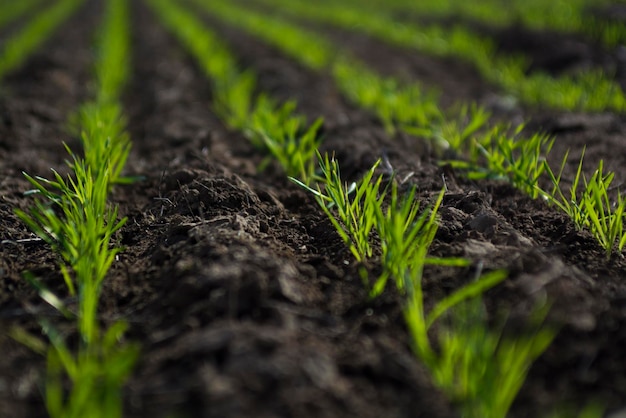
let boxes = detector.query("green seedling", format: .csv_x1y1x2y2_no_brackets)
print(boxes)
43,320,139,418
376,181,543,417
291,153,384,264
510,68,626,112
584,163,626,258
543,150,589,231
78,102,132,188
17,150,127,342
373,184,469,296
10,318,139,418
292,155,467,295
419,103,491,156
543,150,626,258
15,0,137,415
431,297,556,418
249,95,323,183
0,0,83,79
589,18,626,48
374,183,431,295
477,127,554,199
400,247,552,418
375,184,508,365
547,402,605,418
445,125,554,198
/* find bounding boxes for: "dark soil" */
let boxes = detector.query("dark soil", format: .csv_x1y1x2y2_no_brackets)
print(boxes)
1,1,626,417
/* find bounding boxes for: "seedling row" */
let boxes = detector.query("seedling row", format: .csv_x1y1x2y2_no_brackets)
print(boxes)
233,0,626,112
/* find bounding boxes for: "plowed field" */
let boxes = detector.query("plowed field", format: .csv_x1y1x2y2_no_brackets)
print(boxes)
1,1,626,417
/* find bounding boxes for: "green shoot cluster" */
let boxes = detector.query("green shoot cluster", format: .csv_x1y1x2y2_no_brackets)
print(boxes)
148,0,322,182
543,151,626,258
438,111,626,257
424,297,555,418
0,0,84,79
293,154,555,418
15,0,138,416
447,118,626,258
79,0,133,188
443,119,555,199
18,150,127,344
243,0,626,112
291,155,384,265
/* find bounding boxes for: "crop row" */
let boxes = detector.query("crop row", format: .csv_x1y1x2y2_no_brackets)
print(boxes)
9,0,138,416
365,0,626,48
238,0,626,112
291,154,555,418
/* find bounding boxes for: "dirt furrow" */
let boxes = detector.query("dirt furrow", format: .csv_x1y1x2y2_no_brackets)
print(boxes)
111,3,456,417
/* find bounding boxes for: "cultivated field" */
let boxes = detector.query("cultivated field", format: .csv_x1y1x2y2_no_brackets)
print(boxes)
1,0,625,417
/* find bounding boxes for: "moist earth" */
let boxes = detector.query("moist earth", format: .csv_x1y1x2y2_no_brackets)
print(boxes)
1,1,626,417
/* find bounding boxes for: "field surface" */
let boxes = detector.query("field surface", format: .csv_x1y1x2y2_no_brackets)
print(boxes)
1,0,626,417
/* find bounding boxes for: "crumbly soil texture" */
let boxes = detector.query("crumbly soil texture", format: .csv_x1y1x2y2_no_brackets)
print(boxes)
2,1,626,417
